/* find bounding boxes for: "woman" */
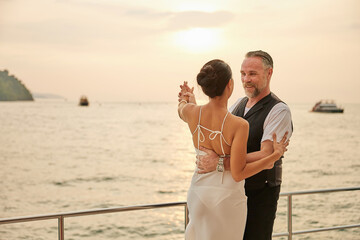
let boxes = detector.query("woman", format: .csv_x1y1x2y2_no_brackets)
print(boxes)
178,59,288,239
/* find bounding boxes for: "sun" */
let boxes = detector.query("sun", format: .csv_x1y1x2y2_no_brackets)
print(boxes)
173,28,221,53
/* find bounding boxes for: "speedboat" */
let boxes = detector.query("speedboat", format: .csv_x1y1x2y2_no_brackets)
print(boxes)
79,96,89,106
311,100,343,113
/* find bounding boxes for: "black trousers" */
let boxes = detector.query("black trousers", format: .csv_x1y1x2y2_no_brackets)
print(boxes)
243,184,281,240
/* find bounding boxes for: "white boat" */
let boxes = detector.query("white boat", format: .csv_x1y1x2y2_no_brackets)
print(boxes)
311,100,344,113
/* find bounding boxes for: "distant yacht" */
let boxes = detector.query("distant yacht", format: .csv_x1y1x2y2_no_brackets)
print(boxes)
79,96,89,106
311,100,343,113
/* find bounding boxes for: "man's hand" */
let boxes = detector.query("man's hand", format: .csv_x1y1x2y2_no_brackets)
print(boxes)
178,81,196,104
197,146,219,174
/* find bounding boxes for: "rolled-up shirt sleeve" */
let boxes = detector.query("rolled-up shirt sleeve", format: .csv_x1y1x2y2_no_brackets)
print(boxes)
262,102,293,143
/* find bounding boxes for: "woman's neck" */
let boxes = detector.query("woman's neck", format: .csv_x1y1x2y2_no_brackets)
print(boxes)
207,96,228,110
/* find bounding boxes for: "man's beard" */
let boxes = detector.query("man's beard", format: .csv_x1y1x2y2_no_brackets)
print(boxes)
243,83,261,98
243,77,268,98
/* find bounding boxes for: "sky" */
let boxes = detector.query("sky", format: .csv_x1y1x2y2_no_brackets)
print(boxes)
0,0,359,104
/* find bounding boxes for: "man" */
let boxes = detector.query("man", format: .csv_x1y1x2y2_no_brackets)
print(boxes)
187,50,293,239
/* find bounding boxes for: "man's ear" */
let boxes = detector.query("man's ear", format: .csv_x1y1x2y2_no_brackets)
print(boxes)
267,68,273,81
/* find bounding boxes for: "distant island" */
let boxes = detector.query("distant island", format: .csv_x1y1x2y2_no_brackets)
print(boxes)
0,69,34,101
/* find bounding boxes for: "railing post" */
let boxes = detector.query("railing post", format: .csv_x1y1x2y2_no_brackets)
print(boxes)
185,204,189,229
58,216,64,240
287,195,292,240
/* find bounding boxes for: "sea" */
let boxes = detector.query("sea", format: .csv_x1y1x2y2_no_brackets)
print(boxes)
0,99,359,240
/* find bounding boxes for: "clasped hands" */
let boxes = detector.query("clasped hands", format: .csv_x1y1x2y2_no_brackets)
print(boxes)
178,81,196,105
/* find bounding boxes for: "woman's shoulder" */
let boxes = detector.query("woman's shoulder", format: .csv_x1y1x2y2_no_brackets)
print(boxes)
228,113,248,125
181,103,199,112
222,112,248,145
181,103,200,122
226,113,249,132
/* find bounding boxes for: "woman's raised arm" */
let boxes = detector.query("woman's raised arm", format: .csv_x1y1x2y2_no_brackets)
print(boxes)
177,81,196,122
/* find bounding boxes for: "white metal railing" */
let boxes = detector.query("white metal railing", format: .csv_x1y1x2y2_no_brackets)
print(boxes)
273,186,360,239
0,202,188,240
0,187,359,240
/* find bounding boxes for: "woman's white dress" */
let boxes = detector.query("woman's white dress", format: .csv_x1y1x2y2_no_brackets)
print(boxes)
185,108,247,240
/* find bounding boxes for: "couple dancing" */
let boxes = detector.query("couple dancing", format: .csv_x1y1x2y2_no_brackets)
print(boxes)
177,50,293,240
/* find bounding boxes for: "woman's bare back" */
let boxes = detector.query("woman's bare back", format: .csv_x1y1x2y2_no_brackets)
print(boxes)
188,104,248,156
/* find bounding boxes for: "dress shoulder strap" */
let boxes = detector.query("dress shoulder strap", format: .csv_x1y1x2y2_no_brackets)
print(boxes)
198,106,202,125
220,111,229,133
219,111,231,148
192,106,202,136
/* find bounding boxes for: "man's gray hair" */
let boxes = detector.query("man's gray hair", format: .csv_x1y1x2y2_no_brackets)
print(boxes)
245,50,273,69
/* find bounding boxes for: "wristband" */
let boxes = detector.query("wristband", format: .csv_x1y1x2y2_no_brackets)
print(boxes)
178,100,188,106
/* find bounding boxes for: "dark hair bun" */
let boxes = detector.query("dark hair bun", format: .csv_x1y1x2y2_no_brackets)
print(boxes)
197,59,232,98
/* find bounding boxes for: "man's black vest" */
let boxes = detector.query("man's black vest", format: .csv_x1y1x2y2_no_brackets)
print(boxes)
232,92,284,190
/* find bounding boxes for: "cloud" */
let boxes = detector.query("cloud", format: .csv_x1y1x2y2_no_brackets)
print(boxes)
350,22,360,30
0,1,236,55
124,8,172,19
123,7,234,30
68,1,235,30
166,11,234,30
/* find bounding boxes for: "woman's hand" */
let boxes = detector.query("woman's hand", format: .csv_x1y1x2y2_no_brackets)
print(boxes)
272,132,289,157
183,91,196,105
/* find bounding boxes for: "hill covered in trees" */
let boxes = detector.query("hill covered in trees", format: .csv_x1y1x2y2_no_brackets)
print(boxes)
0,70,33,101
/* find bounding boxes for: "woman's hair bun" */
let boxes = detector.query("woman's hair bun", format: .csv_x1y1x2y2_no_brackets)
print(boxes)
197,65,217,86
196,59,232,98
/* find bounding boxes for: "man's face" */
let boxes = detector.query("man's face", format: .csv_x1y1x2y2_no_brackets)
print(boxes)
240,57,270,98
